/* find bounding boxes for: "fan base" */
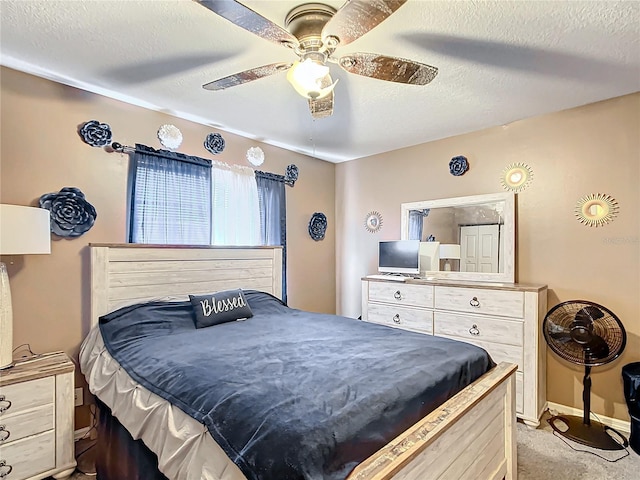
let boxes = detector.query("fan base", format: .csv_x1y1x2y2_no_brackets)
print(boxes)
548,415,627,451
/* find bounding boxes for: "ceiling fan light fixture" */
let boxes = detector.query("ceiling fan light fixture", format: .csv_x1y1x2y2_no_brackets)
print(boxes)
287,58,337,100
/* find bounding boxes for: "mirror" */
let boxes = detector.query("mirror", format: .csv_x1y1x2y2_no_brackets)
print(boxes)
401,192,515,283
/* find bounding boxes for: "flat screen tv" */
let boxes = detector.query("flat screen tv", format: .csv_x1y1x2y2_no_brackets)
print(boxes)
378,240,420,275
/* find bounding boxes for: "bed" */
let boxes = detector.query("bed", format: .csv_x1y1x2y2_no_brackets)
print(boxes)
81,244,517,480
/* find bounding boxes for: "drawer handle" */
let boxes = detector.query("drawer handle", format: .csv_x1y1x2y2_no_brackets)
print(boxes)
0,460,12,478
469,297,480,308
393,290,402,300
469,324,480,336
393,314,401,324
0,396,10,414
0,425,9,443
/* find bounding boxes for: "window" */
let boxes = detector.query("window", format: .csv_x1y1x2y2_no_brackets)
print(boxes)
210,163,261,246
128,144,288,300
128,145,211,244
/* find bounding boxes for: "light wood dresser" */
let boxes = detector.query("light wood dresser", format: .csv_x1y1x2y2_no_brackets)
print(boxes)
362,277,547,426
0,352,76,480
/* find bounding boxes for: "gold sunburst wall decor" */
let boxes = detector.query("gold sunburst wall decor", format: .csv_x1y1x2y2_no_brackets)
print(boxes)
364,211,383,233
575,193,619,227
500,163,533,192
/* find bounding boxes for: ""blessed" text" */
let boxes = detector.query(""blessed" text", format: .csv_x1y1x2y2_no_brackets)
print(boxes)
199,292,247,317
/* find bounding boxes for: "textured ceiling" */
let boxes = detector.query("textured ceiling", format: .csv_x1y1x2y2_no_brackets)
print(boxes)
1,0,639,163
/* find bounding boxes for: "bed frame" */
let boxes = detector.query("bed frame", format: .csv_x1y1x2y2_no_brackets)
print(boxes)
90,244,517,480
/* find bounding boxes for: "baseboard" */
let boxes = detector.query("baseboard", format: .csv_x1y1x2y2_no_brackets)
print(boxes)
74,426,92,441
547,401,631,434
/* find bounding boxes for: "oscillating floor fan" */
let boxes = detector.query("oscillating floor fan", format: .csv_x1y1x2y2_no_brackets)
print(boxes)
543,300,627,450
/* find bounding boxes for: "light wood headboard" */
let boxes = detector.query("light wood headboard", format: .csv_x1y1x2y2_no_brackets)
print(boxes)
90,244,283,328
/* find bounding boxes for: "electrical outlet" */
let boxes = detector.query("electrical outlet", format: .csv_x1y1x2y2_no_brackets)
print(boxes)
74,387,83,407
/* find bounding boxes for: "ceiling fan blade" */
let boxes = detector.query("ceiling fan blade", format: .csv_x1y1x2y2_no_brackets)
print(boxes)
203,63,292,91
322,0,407,47
196,0,299,48
309,94,334,119
308,74,334,119
339,53,438,85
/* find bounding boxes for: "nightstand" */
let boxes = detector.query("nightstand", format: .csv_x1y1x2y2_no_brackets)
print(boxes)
0,352,76,479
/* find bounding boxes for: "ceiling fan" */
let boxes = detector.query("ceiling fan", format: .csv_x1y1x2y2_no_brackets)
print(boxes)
196,0,438,118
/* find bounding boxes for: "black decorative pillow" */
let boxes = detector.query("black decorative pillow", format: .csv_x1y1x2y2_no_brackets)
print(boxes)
189,289,253,328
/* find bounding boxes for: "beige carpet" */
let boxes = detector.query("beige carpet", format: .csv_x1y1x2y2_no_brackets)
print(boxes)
61,421,640,479
518,417,639,480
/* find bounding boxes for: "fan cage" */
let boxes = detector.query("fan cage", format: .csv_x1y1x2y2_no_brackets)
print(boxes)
543,300,626,367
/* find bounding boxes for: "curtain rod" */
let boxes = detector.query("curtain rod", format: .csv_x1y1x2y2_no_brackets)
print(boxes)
110,142,297,187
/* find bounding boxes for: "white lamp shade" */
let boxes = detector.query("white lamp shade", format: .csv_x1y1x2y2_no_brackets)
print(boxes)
439,244,461,260
0,204,51,254
1,205,51,368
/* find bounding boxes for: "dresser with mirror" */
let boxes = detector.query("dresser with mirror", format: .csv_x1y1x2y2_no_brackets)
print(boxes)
362,192,547,426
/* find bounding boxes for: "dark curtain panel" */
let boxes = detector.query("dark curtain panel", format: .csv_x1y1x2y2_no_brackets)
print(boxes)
128,144,211,244
256,174,287,304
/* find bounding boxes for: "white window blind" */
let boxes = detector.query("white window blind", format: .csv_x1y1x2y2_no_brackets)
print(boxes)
130,153,211,244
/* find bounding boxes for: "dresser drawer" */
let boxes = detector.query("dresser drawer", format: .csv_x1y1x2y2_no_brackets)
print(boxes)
366,303,433,334
433,312,523,347
437,334,523,371
0,429,55,480
434,286,524,318
0,377,54,418
0,403,54,445
368,282,434,308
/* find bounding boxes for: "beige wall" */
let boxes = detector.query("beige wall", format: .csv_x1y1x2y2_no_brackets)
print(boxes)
336,93,640,422
0,67,336,423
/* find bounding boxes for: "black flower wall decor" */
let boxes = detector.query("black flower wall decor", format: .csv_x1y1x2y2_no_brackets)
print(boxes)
79,120,112,147
308,212,327,241
204,133,225,154
38,187,97,238
449,155,469,176
285,164,299,184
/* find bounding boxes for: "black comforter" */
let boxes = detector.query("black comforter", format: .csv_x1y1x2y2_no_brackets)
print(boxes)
99,291,494,480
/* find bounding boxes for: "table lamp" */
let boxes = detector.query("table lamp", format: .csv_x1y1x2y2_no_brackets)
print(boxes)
0,204,51,369
439,244,461,271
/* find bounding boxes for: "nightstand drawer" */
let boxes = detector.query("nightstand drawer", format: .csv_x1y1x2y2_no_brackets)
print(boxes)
0,429,55,480
0,377,54,418
369,282,434,308
367,303,433,334
433,312,523,347
0,403,54,445
434,286,524,318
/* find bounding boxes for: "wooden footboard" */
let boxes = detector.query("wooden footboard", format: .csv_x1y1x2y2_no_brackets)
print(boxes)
348,362,518,480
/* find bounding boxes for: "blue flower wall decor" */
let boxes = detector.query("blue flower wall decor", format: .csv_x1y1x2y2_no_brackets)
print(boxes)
204,133,225,154
39,187,97,237
449,155,469,176
79,120,112,147
285,164,299,184
308,212,327,241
